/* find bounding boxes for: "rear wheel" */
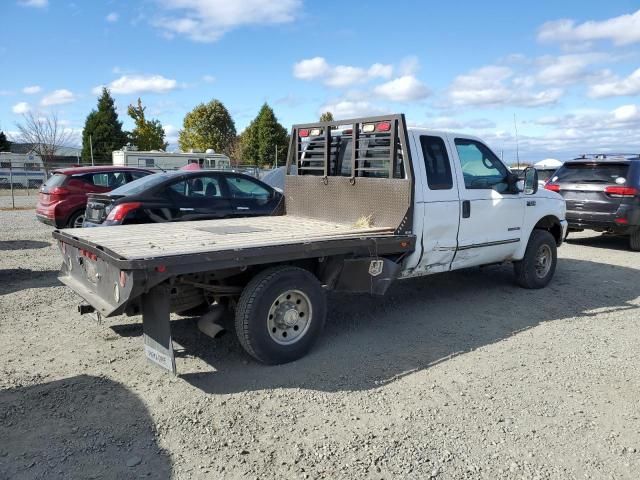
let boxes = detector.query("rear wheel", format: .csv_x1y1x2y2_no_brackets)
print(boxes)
235,266,326,364
514,230,557,289
67,210,85,228
630,228,640,251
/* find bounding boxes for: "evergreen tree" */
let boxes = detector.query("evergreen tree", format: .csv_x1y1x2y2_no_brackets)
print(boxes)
127,98,168,151
319,111,334,122
240,103,288,167
82,88,128,163
0,130,11,152
178,99,236,154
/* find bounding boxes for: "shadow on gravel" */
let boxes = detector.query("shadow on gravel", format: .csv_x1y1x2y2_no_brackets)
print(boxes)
0,240,51,251
171,258,639,395
0,375,172,479
566,233,631,252
0,268,60,295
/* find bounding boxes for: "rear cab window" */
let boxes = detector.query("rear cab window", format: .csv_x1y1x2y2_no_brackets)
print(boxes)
420,136,453,190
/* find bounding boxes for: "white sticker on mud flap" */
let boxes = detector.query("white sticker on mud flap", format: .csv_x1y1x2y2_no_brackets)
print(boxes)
368,259,384,277
144,340,175,373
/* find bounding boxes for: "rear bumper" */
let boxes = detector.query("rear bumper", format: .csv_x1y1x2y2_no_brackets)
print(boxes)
36,213,57,226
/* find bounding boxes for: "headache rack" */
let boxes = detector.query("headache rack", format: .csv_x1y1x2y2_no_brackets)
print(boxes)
287,114,412,181
284,114,414,236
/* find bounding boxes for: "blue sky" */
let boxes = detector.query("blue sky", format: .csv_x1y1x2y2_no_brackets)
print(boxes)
1,0,639,163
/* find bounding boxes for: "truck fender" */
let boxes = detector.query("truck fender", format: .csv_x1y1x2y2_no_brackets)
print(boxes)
514,215,563,260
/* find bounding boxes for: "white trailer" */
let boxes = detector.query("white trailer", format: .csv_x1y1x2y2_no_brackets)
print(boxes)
112,149,231,171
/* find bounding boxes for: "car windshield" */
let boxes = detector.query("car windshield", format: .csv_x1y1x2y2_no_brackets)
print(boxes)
110,172,174,195
552,163,629,184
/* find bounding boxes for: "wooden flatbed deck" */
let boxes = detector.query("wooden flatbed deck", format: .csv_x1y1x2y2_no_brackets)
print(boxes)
57,215,396,261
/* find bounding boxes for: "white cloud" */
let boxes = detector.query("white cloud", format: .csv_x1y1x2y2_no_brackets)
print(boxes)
94,74,178,94
374,75,430,102
40,89,76,106
202,74,216,83
12,102,31,114
588,68,640,98
106,12,119,23
612,104,640,122
535,53,607,86
538,9,640,46
447,65,563,107
398,56,420,76
293,57,393,88
22,85,42,94
18,0,48,7
152,0,301,43
163,124,179,146
318,99,384,119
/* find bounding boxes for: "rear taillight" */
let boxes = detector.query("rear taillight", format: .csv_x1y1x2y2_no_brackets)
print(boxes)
544,183,560,192
375,121,391,132
47,186,70,199
604,186,637,197
106,202,141,222
299,129,309,138
79,249,98,261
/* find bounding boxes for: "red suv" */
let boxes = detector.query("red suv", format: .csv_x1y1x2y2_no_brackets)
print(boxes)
36,166,154,228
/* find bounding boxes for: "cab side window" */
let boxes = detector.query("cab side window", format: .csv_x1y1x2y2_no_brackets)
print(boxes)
420,135,453,190
454,139,508,192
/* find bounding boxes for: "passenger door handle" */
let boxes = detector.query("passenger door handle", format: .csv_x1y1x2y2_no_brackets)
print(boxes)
236,206,250,210
462,200,471,218
179,208,194,211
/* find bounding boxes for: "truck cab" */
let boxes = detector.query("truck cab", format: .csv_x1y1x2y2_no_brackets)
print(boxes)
402,128,566,277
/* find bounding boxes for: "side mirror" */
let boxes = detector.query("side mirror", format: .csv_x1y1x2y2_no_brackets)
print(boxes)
523,167,538,195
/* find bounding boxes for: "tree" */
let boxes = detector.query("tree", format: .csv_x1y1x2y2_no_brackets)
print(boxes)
319,111,334,122
82,88,128,164
240,103,289,167
0,130,11,152
15,112,72,173
127,98,168,151
178,99,236,155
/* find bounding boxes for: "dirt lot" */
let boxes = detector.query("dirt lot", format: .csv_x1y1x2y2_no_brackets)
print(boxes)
1,198,639,479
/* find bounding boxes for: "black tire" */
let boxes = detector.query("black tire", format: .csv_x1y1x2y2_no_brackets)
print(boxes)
66,210,85,228
235,266,326,364
630,228,640,251
513,229,557,289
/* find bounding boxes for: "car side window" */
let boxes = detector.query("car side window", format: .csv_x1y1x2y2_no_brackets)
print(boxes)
128,171,149,182
166,175,225,198
91,173,110,187
226,175,270,199
454,139,509,192
420,135,453,190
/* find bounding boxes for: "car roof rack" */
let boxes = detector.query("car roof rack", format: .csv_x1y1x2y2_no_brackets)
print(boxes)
573,153,640,161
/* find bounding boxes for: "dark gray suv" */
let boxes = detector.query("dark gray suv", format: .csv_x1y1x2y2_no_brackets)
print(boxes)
544,154,640,251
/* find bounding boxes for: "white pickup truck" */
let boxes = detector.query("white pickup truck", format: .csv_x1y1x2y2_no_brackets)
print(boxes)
54,114,567,374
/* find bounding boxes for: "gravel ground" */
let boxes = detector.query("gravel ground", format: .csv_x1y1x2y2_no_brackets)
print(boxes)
1,202,639,479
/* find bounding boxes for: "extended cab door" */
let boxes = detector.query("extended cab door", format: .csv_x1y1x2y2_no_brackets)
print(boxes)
409,133,461,274
449,136,524,268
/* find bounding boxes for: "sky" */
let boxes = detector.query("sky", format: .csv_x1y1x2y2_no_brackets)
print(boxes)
1,0,639,163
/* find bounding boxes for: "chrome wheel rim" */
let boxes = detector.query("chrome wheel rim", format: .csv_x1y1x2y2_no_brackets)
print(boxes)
267,289,312,345
535,244,552,278
73,214,85,228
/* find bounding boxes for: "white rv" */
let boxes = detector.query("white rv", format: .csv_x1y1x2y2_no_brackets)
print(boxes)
112,148,231,171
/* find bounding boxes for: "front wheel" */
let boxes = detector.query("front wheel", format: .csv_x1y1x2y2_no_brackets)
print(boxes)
235,266,326,364
513,230,557,289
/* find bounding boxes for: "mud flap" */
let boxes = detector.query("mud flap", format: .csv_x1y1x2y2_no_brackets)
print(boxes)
334,257,401,296
141,285,176,375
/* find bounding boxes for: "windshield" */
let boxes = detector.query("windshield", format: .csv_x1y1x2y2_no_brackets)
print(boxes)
110,172,174,195
552,163,629,184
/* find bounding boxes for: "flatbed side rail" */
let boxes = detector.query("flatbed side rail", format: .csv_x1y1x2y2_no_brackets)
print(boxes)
53,228,416,273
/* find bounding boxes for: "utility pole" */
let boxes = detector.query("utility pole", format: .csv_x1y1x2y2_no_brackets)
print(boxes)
275,145,278,168
89,134,94,166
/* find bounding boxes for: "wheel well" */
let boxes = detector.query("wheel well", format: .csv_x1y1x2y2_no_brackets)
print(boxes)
534,215,562,245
